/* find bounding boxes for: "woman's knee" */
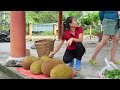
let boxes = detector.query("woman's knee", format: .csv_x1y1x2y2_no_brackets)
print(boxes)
112,40,119,45
76,43,86,52
76,42,85,49
101,35,110,45
113,37,119,43
63,57,72,63
100,40,108,45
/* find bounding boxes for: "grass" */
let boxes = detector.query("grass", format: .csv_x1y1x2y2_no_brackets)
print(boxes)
84,29,102,36
26,29,101,36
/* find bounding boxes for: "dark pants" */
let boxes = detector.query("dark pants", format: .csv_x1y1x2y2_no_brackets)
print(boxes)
63,42,86,63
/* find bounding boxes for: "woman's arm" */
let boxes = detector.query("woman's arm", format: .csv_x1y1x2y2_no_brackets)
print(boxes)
66,33,83,47
49,39,64,57
53,39,64,54
72,33,83,42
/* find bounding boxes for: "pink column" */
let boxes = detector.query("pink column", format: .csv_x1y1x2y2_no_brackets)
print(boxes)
10,11,26,57
58,11,62,39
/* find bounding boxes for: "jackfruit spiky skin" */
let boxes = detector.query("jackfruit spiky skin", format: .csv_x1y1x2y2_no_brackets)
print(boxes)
41,59,65,77
30,55,53,75
22,56,38,70
50,64,73,79
40,55,53,63
52,58,65,64
30,60,43,75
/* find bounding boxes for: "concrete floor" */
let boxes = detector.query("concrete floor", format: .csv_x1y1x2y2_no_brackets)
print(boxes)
0,71,11,79
0,36,120,78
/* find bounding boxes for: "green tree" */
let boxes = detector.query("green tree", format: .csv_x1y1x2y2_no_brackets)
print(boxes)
63,11,83,25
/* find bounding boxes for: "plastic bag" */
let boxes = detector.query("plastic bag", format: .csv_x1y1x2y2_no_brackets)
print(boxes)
98,58,118,79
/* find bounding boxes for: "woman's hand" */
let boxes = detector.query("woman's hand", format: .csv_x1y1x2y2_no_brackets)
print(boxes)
49,51,55,58
66,38,74,47
49,39,64,58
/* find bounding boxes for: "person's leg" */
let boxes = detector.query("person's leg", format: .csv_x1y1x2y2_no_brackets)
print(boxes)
63,50,74,67
75,42,86,70
76,42,86,59
69,58,74,67
91,34,110,61
76,58,81,71
109,19,120,64
91,19,118,65
110,33,120,63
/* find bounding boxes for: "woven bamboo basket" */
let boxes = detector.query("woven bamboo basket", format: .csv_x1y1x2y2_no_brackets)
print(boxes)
35,39,55,58
26,49,30,56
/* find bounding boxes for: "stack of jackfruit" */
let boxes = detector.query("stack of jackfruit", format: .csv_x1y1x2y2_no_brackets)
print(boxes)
22,55,73,79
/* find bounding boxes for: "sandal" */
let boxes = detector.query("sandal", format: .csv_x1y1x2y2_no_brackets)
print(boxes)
89,60,99,65
74,71,80,77
114,60,120,65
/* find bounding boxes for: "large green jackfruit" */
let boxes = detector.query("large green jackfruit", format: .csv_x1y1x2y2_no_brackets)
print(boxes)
40,55,53,63
50,64,73,79
22,56,38,70
30,55,53,75
52,58,65,64
41,59,65,77
30,60,43,75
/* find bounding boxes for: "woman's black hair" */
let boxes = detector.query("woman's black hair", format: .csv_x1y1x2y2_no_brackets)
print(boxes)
63,17,73,31
61,17,73,40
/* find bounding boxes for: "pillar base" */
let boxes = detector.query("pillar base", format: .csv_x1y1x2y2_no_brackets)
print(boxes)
5,56,24,67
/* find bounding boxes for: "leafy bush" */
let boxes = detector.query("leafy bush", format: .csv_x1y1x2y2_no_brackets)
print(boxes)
84,29,101,35
104,69,120,79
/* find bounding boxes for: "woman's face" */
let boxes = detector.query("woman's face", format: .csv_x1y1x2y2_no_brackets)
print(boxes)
70,18,78,28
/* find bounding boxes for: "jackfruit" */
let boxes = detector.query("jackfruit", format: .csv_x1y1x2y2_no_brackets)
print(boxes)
41,59,65,77
40,55,53,61
30,55,53,75
22,56,38,70
53,58,65,64
50,64,73,79
30,60,43,75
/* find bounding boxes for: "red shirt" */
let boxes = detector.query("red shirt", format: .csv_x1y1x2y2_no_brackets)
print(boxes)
63,27,83,50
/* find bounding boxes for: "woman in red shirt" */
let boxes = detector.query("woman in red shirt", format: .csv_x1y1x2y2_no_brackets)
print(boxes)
49,17,86,71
